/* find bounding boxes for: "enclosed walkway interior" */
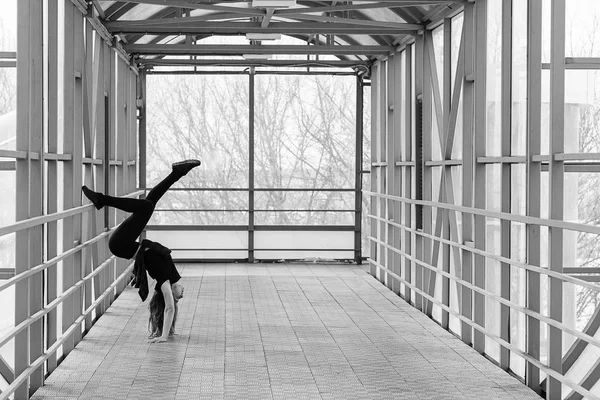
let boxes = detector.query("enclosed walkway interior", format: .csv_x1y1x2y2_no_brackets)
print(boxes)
3,0,600,399
31,263,538,400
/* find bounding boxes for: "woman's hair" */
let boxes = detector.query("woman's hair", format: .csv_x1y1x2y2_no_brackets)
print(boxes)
148,289,178,337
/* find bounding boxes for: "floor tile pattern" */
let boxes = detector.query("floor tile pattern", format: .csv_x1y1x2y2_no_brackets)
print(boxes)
31,263,540,400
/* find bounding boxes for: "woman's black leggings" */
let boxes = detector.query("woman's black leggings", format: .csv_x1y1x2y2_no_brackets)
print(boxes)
106,170,183,259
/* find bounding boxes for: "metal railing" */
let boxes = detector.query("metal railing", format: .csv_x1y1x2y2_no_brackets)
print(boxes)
365,190,600,400
0,190,143,400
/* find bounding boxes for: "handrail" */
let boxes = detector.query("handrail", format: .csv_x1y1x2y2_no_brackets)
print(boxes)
364,190,600,236
368,213,600,293
368,258,600,400
0,263,134,400
0,255,119,349
368,235,600,352
0,190,144,238
0,228,114,294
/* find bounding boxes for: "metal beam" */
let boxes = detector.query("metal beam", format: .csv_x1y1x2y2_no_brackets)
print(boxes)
458,0,473,347
548,0,566,397
107,21,419,35
499,0,512,372
472,0,487,355
139,59,370,67
526,0,542,393
125,44,394,56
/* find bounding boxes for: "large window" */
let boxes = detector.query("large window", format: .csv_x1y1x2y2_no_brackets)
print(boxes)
0,0,17,387
146,70,363,260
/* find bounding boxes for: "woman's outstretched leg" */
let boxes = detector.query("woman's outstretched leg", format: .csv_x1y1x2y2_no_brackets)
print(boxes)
82,159,201,259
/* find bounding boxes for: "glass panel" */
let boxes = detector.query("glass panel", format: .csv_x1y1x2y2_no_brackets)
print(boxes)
449,167,463,336
541,70,550,155
359,8,406,23
254,231,354,260
147,230,248,260
255,211,354,226
451,14,464,92
255,191,354,225
565,71,600,154
486,0,502,157
254,74,356,190
0,0,17,150
0,0,16,52
537,226,550,383
542,0,550,64
565,0,600,57
512,164,526,216
363,85,371,258
0,282,14,373
510,222,526,378
512,0,527,156
433,26,444,103
149,190,249,225
485,164,502,361
147,74,249,190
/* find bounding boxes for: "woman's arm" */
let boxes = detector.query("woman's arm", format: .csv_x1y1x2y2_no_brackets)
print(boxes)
148,281,175,343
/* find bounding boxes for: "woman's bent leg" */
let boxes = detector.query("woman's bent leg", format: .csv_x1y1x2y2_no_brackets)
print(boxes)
108,199,154,259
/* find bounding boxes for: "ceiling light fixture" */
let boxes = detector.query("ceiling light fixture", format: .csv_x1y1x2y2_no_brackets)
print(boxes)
251,0,296,8
243,54,272,60
246,33,282,41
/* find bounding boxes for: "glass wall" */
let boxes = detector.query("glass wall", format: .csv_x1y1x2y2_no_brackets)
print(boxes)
0,0,17,391
146,70,363,261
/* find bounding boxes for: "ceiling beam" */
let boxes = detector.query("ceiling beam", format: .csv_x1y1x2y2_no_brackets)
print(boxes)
139,59,370,67
105,0,264,16
124,44,394,55
270,14,422,29
107,21,421,35
276,1,455,15
262,8,275,28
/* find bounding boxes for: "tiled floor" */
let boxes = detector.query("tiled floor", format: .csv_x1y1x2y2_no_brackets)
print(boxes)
32,263,540,400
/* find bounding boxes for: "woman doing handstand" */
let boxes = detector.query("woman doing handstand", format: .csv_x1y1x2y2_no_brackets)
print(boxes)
82,159,201,343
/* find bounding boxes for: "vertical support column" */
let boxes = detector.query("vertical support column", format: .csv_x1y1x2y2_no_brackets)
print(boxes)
138,70,147,213
129,68,137,201
72,11,85,347
414,34,425,311
526,0,542,393
422,32,433,314
548,0,565,397
393,53,403,295
441,19,452,330
370,63,380,277
28,0,44,392
89,33,104,323
404,47,413,302
248,69,255,262
108,49,117,304
499,0,513,371
61,0,76,359
46,0,59,374
461,2,475,346
15,0,44,395
115,59,127,295
378,61,388,285
81,20,95,333
386,54,398,293
355,75,364,264
15,0,31,393
473,0,488,354
94,40,107,320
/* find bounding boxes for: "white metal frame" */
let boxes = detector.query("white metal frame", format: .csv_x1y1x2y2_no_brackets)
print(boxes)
367,1,600,399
